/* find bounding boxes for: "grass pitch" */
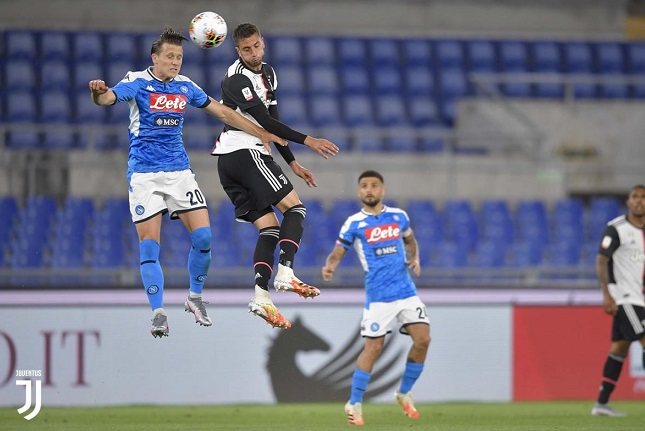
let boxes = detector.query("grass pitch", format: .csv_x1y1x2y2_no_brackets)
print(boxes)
1,401,642,431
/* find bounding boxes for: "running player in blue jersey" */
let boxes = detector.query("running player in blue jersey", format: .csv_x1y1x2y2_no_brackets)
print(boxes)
213,23,339,330
322,170,430,426
89,27,286,338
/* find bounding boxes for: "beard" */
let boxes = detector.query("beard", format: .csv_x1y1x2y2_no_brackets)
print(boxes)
361,196,380,208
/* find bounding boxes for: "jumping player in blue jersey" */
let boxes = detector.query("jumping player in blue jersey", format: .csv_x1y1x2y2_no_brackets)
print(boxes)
322,170,430,426
89,27,286,338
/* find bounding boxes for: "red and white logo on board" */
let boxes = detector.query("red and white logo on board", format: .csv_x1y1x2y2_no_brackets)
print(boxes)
149,94,187,112
365,223,400,244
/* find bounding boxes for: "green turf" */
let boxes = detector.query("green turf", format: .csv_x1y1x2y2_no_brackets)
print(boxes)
0,401,642,431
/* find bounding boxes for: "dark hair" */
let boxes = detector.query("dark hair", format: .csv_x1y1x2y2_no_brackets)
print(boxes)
358,170,384,183
151,26,187,55
233,23,260,46
630,184,645,194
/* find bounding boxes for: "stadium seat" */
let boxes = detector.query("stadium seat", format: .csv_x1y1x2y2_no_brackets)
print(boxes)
626,42,645,74
531,41,563,98
40,90,73,123
595,42,625,73
276,64,306,95
268,36,302,66
307,66,339,95
74,91,108,124
546,241,581,266
6,131,41,149
73,61,104,92
352,130,385,152
466,40,497,73
342,94,374,127
418,130,447,152
5,60,37,91
72,31,104,62
435,40,465,68
403,39,433,66
368,39,400,67
106,60,137,86
105,32,138,63
337,38,367,67
507,241,543,267
40,60,72,91
340,65,370,95
6,90,38,123
479,199,514,245
375,95,408,127
308,95,342,128
277,94,310,129
499,41,531,97
442,199,479,252
317,127,351,151
473,240,507,268
372,66,402,95
438,67,468,99
5,30,37,61
434,241,469,268
404,65,435,97
304,37,336,66
40,31,71,62
409,96,439,127
563,42,596,98
516,200,550,245
586,196,621,243
387,132,418,152
179,63,207,90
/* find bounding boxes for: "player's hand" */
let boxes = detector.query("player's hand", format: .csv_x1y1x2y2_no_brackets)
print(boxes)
88,79,109,95
259,131,287,154
602,293,618,315
304,137,339,159
407,259,421,276
290,161,317,188
322,265,334,281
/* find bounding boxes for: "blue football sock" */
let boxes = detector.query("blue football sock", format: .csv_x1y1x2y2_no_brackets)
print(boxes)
349,369,371,404
399,362,424,394
140,239,163,310
188,227,212,295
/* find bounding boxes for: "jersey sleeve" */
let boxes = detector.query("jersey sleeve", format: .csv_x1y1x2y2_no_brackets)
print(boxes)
187,79,209,108
337,218,355,249
399,210,412,237
598,225,620,257
111,72,138,103
221,74,264,111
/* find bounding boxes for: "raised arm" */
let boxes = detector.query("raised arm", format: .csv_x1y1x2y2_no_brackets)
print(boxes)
89,80,116,106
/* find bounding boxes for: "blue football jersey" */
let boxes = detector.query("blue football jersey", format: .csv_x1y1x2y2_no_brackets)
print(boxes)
111,67,209,176
337,206,417,305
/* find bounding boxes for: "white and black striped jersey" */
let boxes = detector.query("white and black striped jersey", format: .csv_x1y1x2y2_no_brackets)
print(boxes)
598,215,645,307
211,59,277,155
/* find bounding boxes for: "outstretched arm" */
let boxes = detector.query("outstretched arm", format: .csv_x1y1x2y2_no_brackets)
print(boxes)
322,245,347,281
202,97,286,151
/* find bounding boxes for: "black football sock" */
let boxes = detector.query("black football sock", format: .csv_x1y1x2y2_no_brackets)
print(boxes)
253,227,279,290
278,204,306,268
597,352,625,404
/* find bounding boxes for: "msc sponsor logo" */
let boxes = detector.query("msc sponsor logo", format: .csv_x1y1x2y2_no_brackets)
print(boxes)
375,245,398,256
149,94,187,112
365,223,400,244
154,116,181,127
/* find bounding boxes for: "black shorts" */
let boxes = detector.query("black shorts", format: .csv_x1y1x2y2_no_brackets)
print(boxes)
217,149,293,222
611,304,645,342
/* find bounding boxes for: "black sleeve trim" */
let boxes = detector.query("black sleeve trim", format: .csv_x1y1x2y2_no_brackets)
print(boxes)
198,97,211,109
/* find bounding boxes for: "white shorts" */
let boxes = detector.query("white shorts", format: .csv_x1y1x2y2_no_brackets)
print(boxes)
128,170,207,223
361,295,430,338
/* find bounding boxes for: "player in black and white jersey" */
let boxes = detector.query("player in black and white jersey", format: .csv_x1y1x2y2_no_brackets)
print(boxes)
212,23,339,329
591,185,645,417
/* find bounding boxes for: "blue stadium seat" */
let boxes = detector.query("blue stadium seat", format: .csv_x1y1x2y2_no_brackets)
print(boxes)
546,241,581,266
442,199,479,252
479,199,514,245
106,60,137,86
72,31,104,62
40,90,73,123
307,66,339,95
6,30,37,61
337,38,367,67
40,60,72,91
586,196,621,243
342,94,374,127
368,39,400,67
466,40,497,72
6,90,38,123
268,36,302,66
276,64,306,95
473,241,507,268
308,95,342,128
277,94,310,129
7,131,41,149
317,127,351,151
5,60,37,91
387,133,418,152
599,75,629,99
352,130,385,152
499,41,531,97
563,42,596,98
434,241,469,268
418,129,447,152
438,67,468,99
627,42,645,74
304,37,336,66
409,96,439,127
74,91,108,123
516,200,549,245
40,31,70,62
105,32,138,63
507,241,543,267
340,65,370,95
73,61,104,92
180,37,205,68
179,63,207,90
372,66,402,95
404,65,435,97
375,95,408,127
595,42,625,73
435,40,465,68
403,39,433,66
531,41,563,98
